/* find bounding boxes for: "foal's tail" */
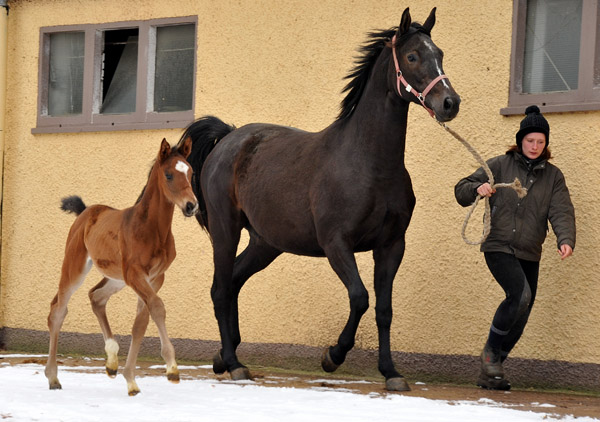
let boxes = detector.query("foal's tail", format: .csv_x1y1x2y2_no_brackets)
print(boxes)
60,195,87,216
176,116,236,230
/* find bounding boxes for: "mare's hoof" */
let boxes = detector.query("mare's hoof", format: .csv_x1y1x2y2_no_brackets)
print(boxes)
386,377,411,391
321,349,339,373
106,367,118,378
230,366,252,381
167,372,180,383
213,351,226,374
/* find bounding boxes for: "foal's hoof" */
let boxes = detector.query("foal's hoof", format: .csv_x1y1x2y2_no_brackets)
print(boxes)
127,381,141,396
213,351,226,375
49,381,62,390
106,367,118,378
167,372,180,383
385,377,411,392
230,366,252,381
321,349,339,373
128,388,141,397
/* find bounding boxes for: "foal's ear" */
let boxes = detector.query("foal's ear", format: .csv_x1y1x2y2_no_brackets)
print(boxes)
423,7,436,33
159,138,171,162
181,136,192,159
397,7,411,37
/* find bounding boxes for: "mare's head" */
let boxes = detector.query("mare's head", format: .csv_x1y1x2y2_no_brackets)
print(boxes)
390,7,460,121
156,137,199,217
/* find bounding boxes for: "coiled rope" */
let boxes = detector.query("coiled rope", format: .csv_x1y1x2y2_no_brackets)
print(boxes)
437,121,528,245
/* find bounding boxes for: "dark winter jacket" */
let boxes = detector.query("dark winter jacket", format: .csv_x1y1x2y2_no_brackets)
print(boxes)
454,151,575,262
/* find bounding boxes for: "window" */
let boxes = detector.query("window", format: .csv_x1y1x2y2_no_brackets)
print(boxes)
501,0,600,115
34,17,197,133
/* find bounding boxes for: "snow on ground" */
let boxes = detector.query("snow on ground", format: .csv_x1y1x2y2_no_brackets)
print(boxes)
0,355,597,422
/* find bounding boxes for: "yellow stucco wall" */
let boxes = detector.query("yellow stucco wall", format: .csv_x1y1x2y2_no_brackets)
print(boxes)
1,0,599,366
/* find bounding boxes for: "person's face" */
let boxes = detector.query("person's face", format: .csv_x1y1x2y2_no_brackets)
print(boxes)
521,132,546,160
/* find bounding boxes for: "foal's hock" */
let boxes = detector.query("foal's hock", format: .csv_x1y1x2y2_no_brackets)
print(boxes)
45,138,198,396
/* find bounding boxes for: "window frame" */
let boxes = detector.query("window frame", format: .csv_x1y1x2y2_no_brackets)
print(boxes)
501,0,600,115
34,16,197,133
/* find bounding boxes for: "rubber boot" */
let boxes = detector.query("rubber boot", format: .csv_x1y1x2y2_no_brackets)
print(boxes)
477,343,511,390
477,370,511,390
480,342,503,379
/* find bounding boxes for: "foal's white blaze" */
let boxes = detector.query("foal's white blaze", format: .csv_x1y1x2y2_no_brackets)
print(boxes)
175,160,190,177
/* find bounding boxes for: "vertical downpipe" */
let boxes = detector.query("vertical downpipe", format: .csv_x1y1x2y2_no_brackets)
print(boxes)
0,0,7,332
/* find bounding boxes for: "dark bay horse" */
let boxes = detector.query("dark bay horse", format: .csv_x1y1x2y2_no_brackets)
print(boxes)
178,7,460,391
45,138,198,396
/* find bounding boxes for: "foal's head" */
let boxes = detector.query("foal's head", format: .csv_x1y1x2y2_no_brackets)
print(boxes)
156,137,199,217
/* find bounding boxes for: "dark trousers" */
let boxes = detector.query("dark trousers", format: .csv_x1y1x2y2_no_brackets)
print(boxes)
484,252,540,357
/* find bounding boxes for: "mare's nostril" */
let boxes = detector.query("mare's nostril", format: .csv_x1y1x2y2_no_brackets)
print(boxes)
444,97,454,110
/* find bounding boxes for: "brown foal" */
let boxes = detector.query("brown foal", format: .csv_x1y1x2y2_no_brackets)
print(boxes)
45,138,198,396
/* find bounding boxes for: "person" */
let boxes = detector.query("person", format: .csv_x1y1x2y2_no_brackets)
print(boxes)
454,105,576,390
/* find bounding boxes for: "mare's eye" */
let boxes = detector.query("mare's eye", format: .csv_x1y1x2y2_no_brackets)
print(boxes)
407,54,417,63
165,172,173,181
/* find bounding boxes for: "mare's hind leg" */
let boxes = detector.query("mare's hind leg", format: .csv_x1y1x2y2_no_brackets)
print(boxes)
373,239,410,391
45,250,92,390
88,277,126,377
320,237,369,373
212,233,282,375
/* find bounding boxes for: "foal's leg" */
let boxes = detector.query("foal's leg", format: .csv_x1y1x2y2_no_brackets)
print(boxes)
373,240,410,391
213,234,282,374
123,272,178,396
122,297,150,396
89,277,126,377
320,237,369,372
45,251,92,390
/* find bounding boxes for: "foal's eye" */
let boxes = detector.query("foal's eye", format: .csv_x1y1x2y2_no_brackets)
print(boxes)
165,172,173,181
407,54,417,63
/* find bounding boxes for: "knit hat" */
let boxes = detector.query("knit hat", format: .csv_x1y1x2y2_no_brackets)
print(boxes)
515,105,550,147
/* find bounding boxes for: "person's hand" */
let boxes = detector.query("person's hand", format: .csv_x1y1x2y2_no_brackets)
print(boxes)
557,244,573,260
477,183,496,198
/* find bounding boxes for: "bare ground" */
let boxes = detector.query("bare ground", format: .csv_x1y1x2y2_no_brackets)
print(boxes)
3,353,600,419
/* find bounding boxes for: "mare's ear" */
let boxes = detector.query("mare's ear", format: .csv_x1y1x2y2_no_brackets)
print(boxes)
181,136,192,159
397,7,411,37
159,138,171,162
423,7,436,33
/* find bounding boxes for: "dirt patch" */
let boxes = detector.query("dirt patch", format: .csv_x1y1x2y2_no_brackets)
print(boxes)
3,353,600,419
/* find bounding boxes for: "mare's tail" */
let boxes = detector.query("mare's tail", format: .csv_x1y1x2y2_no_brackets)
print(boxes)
60,196,87,216
176,116,236,231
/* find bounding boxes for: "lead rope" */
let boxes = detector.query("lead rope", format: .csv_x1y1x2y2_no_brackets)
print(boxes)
437,121,528,245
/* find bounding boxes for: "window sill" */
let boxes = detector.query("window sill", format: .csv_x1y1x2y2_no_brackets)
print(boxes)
32,114,194,134
500,102,600,116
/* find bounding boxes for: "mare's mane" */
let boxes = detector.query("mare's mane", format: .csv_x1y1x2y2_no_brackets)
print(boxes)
336,23,431,122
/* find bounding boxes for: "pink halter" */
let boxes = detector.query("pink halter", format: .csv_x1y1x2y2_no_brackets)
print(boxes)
390,34,448,118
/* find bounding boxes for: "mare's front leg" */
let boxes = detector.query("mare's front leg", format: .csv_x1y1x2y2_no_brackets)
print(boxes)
373,239,410,391
88,277,126,377
209,210,251,380
320,238,369,372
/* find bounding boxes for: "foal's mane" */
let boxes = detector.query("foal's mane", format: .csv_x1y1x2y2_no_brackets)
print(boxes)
336,23,431,122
